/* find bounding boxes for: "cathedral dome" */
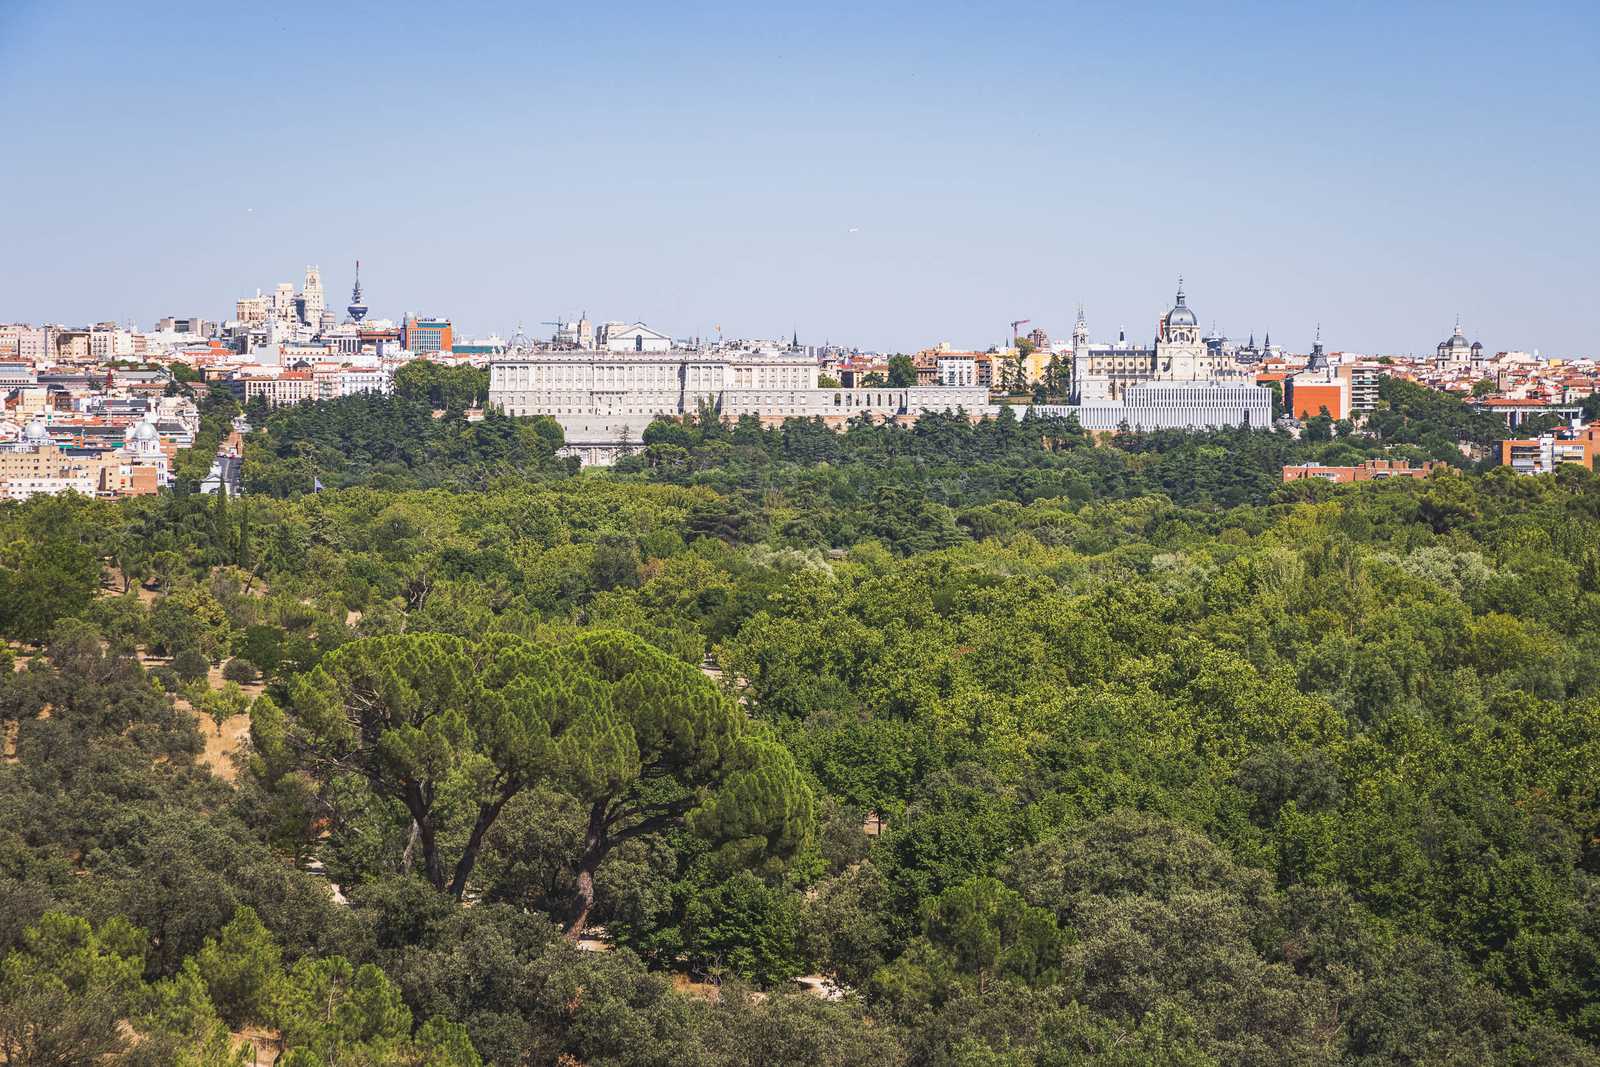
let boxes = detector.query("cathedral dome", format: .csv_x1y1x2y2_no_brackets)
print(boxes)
1164,280,1196,328
133,420,159,442
22,419,48,444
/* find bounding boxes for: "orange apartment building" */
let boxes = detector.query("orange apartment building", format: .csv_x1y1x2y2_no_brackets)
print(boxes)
1500,426,1600,474
1279,372,1352,421
402,316,453,355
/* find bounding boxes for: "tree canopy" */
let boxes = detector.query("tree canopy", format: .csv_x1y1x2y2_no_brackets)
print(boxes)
4,380,1600,1065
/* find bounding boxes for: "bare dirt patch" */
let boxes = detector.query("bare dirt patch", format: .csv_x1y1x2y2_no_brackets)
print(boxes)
193,711,253,782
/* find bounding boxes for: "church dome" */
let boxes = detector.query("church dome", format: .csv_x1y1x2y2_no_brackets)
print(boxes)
133,419,159,442
23,419,49,443
1164,280,1196,328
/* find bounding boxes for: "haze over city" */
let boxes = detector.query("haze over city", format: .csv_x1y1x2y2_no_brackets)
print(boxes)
2,0,1597,354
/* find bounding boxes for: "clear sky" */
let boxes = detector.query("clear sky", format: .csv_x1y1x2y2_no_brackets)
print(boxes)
2,0,1596,356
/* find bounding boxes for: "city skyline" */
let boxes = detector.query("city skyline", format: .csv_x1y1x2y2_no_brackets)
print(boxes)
1,259,1557,361
2,0,1596,355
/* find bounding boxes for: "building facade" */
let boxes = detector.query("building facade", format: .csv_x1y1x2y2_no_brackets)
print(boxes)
488,343,992,465
1033,381,1272,432
1071,283,1233,403
1285,337,1352,420
1435,321,1484,373
1282,458,1448,483
403,316,453,355
1500,427,1600,474
1031,284,1271,431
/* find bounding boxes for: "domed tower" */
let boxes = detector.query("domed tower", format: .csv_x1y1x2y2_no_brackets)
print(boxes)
1160,279,1199,345
123,418,162,457
1436,318,1473,369
1307,324,1329,373
1156,278,1206,378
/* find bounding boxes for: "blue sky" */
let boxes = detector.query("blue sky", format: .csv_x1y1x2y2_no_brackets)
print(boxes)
2,0,1595,355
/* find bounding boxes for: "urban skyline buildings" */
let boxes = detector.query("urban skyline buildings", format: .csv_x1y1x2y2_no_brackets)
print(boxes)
2,6,1594,357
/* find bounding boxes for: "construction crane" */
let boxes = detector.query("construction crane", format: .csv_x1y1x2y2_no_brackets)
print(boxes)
1010,318,1031,346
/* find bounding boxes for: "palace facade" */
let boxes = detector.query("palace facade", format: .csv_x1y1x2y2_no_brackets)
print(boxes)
488,344,992,465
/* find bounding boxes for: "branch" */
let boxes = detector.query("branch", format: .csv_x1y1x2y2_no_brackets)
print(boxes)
607,795,698,848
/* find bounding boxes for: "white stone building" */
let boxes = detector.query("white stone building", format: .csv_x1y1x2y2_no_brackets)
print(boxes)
1071,283,1238,404
1035,381,1272,432
597,321,672,353
489,343,992,465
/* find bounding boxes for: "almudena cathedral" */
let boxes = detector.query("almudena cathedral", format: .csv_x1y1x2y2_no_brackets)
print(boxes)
487,288,1273,466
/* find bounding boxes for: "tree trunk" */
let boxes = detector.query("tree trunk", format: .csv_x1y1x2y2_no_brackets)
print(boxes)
400,819,421,875
447,789,514,900
418,818,444,891
403,783,445,891
564,802,608,941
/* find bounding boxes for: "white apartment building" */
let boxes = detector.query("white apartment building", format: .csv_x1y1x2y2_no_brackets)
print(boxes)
226,363,390,407
937,356,977,387
90,327,135,359
0,326,53,362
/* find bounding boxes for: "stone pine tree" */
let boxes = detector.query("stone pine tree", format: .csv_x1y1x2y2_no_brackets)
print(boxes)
251,629,813,921
550,630,814,939
253,633,489,896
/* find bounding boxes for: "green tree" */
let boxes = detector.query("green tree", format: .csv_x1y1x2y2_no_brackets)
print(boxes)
253,633,506,897
190,679,252,736
0,912,147,1067
271,955,480,1067
0,497,102,643
591,532,642,592
255,630,814,925
549,631,815,938
874,876,1063,1011
887,354,919,388
681,869,803,985
135,958,254,1067
195,905,283,1027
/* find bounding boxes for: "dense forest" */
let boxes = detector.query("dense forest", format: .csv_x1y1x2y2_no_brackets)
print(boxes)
3,381,1600,1065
